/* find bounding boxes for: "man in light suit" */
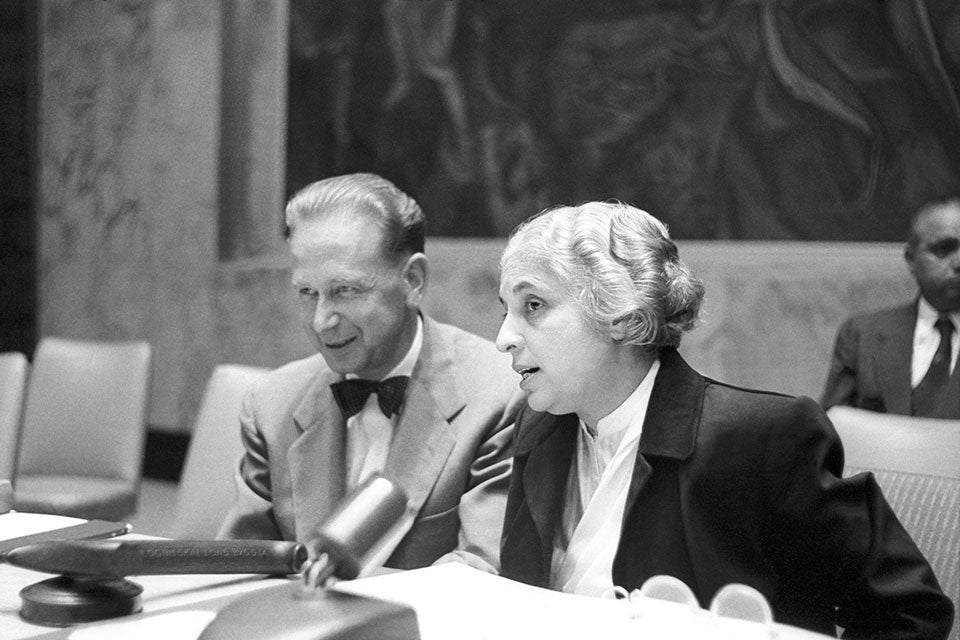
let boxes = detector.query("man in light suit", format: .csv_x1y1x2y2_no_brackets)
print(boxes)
821,195,960,418
219,173,519,572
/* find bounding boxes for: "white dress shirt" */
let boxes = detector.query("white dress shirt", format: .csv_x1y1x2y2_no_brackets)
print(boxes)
911,298,959,388
550,358,660,596
346,317,423,488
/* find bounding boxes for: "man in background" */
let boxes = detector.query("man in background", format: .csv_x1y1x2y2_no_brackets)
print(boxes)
821,195,960,418
219,173,519,572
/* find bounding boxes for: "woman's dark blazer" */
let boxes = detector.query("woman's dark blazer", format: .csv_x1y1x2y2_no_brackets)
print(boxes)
500,348,954,639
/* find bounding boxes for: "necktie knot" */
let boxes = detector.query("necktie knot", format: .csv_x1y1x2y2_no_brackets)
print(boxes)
935,314,954,339
330,376,409,420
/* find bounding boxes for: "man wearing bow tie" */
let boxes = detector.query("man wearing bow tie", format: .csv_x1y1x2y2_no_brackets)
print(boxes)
219,173,520,573
821,194,960,418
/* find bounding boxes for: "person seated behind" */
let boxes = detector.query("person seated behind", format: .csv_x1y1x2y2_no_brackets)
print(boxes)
495,201,954,638
821,194,960,418
219,173,519,573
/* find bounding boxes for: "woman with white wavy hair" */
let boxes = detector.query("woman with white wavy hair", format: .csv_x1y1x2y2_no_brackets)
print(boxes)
495,201,952,639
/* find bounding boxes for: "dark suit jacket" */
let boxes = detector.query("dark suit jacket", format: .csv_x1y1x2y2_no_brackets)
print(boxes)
219,315,520,572
501,348,954,639
821,303,960,418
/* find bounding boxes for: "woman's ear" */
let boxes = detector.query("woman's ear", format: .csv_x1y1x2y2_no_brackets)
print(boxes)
610,319,628,342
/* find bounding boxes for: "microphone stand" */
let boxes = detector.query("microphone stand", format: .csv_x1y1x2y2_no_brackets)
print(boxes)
199,474,421,640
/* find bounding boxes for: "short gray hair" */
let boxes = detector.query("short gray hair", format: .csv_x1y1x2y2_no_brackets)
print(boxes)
501,201,704,349
285,173,425,259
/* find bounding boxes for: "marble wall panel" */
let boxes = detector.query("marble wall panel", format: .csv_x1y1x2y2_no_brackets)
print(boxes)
37,0,220,431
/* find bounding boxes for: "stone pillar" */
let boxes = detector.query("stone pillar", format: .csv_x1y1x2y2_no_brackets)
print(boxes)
218,0,289,260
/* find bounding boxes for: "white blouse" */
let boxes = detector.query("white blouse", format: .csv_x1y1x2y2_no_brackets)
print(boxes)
549,358,660,596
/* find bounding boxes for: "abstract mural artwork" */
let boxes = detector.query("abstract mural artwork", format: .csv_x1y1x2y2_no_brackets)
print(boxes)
287,0,960,240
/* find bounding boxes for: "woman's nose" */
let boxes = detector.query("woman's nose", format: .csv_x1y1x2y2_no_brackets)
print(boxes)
495,314,520,353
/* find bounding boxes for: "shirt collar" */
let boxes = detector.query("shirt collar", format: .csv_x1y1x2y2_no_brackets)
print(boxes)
347,315,423,381
917,297,959,333
581,358,661,443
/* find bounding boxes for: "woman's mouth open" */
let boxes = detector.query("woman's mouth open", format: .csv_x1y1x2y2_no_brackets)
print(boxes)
517,366,540,380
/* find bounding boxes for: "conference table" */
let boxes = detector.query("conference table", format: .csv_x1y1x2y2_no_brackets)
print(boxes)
1,512,835,640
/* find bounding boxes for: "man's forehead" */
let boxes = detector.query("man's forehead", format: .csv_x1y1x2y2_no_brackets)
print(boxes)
915,201,960,237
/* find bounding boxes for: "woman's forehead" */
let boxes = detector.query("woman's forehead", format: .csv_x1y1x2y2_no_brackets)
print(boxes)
500,262,565,295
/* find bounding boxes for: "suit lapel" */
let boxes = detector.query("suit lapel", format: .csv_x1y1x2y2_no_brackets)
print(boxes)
626,348,701,516
384,317,459,514
517,412,578,566
288,370,348,541
873,304,916,415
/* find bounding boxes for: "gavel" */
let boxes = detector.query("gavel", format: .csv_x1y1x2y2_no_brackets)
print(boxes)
4,474,413,630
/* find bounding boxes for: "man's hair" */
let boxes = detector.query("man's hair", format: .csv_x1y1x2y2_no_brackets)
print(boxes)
284,173,425,260
906,193,960,253
500,201,705,350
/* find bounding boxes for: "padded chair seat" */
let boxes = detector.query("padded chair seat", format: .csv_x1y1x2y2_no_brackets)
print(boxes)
12,337,151,523
829,407,960,640
846,466,960,622
0,351,29,479
13,474,138,521
170,364,269,539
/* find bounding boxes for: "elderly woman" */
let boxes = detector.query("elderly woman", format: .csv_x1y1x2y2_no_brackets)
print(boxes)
495,202,953,638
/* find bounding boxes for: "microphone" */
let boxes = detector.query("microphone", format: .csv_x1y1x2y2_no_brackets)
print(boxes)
4,539,308,577
300,473,412,589
196,475,417,640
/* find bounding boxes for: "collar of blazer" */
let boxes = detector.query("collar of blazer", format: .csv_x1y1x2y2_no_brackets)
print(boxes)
514,347,701,461
289,314,463,531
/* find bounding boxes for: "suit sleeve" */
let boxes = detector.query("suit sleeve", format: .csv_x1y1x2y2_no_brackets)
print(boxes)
820,317,861,409
217,389,284,541
434,388,523,573
764,397,954,639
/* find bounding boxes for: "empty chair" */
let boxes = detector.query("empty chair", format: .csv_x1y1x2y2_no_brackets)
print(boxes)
0,351,29,481
14,337,152,521
169,363,269,539
828,405,960,640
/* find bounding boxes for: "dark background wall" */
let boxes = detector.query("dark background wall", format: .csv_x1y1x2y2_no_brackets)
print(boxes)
0,0,37,356
287,0,960,241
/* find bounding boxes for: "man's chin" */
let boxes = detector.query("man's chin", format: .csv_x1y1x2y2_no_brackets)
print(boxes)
319,349,361,375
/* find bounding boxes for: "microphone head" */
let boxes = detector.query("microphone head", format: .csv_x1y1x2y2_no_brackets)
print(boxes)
305,475,409,581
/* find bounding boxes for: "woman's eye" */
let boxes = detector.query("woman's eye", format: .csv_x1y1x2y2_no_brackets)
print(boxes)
524,299,543,314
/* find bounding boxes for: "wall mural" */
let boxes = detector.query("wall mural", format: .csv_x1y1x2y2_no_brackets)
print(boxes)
286,0,960,240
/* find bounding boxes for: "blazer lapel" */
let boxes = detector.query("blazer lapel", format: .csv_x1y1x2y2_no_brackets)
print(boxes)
288,370,348,541
515,411,578,576
873,304,915,415
626,348,701,518
384,316,459,514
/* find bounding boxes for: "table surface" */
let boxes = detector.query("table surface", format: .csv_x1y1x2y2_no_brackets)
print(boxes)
0,512,288,639
1,513,836,640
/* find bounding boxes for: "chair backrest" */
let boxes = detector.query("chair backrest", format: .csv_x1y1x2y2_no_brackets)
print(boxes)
827,406,960,639
169,364,269,539
16,337,152,481
0,352,29,479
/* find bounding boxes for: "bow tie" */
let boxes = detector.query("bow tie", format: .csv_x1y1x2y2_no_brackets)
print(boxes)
330,376,409,420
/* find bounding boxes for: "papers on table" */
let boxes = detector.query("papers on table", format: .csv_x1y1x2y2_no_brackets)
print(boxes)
0,513,89,541
332,562,835,640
